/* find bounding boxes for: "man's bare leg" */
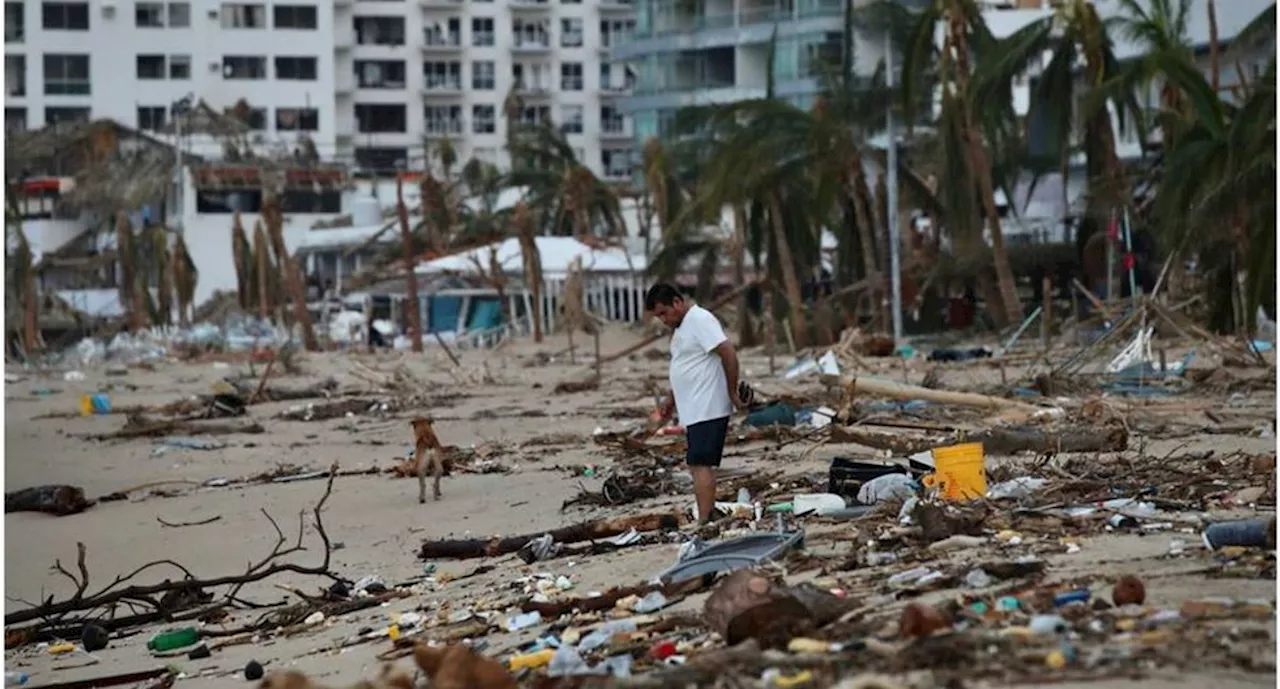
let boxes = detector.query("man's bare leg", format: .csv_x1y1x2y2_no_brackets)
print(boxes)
690,465,716,524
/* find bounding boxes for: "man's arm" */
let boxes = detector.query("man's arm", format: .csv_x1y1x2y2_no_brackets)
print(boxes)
714,341,743,407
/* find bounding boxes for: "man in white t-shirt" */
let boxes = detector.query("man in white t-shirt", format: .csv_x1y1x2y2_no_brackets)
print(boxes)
645,283,746,525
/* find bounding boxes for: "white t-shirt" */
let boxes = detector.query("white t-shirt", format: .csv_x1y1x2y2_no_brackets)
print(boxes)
669,304,732,427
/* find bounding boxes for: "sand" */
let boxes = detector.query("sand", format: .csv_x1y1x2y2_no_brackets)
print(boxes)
4,325,1276,688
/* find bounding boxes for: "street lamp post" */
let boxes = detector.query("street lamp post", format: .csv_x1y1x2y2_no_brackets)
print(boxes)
885,31,903,342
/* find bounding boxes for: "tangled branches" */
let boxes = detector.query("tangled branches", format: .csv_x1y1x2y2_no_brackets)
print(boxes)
4,464,342,643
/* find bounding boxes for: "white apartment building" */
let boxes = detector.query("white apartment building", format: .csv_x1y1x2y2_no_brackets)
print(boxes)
4,0,637,179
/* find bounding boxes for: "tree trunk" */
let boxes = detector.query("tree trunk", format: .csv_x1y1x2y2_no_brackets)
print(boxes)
397,180,425,353
732,204,752,346
155,226,173,327
1208,0,1220,92
515,203,544,342
171,235,193,327
115,212,145,332
252,221,271,321
231,212,249,310
22,264,38,355
947,13,1022,328
263,196,319,351
767,191,807,346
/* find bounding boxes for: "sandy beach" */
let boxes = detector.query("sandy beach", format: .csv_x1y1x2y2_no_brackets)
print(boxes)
4,325,1275,688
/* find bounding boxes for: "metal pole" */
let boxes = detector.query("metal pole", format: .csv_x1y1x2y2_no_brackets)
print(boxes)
885,30,903,341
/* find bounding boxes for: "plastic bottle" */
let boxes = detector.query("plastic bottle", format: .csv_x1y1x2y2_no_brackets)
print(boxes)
146,627,200,652
508,648,555,672
577,619,637,652
5,672,28,686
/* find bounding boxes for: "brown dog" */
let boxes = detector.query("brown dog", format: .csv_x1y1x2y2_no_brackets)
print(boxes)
413,643,517,689
396,416,444,503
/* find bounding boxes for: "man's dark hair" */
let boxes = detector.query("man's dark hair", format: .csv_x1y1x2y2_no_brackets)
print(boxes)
645,283,683,311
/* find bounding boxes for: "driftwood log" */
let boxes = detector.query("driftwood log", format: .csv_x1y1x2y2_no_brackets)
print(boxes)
5,485,94,516
418,510,686,560
92,416,265,440
829,425,1128,456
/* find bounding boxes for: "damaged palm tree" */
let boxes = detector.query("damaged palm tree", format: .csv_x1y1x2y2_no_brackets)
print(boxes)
151,225,173,326
252,220,273,320
7,213,39,356
559,255,595,363
419,172,450,255
115,211,146,332
231,211,252,311
397,178,424,353
514,202,544,343
262,195,319,351
171,234,197,327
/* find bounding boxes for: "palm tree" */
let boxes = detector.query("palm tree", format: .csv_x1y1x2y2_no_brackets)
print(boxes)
231,211,252,310
513,201,544,342
975,0,1143,260
506,122,625,238
262,195,319,351
115,211,145,331
902,0,1024,327
396,178,425,352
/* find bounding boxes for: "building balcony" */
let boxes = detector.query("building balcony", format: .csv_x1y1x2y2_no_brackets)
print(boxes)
512,38,552,54
424,121,464,138
600,119,631,140
515,83,554,99
602,167,632,180
510,0,552,12
422,79,464,96
422,31,462,51
598,0,633,13
420,0,464,8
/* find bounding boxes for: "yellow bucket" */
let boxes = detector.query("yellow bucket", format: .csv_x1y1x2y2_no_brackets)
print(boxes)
921,442,986,501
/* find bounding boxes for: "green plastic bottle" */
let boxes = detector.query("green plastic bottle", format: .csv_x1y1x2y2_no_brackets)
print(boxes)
147,627,199,652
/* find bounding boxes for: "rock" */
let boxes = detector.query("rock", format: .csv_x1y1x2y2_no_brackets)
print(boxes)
245,661,264,681
1112,575,1146,607
1231,486,1267,505
80,624,109,652
898,603,949,639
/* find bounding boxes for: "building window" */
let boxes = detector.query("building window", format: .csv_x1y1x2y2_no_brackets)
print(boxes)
281,190,340,213
520,104,549,126
355,104,407,133
602,148,632,178
5,107,26,132
42,2,89,30
168,2,190,27
45,107,90,126
355,16,405,45
356,60,406,88
559,104,582,134
136,54,166,80
472,60,494,89
273,4,317,29
229,106,268,130
561,0,581,5
277,107,319,131
275,56,317,80
601,104,625,133
223,55,267,80
560,62,582,91
424,61,461,90
169,54,191,79
5,55,25,96
600,18,633,48
137,105,166,131
135,2,164,27
5,2,24,42
221,3,267,28
472,104,495,134
561,18,582,47
513,18,548,47
43,54,90,95
355,147,408,172
471,17,493,46
196,190,264,214
425,105,462,136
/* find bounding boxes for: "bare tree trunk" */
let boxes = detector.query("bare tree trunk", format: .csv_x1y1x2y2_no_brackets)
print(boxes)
253,221,271,320
768,191,807,347
155,226,173,326
1208,0,1220,91
732,204,752,346
263,196,319,351
115,212,145,332
22,265,38,355
397,179,424,353
171,235,194,327
947,13,1022,328
515,203,544,343
231,211,250,310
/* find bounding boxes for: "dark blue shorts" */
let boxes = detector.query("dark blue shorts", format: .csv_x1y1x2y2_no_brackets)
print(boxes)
686,416,730,467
